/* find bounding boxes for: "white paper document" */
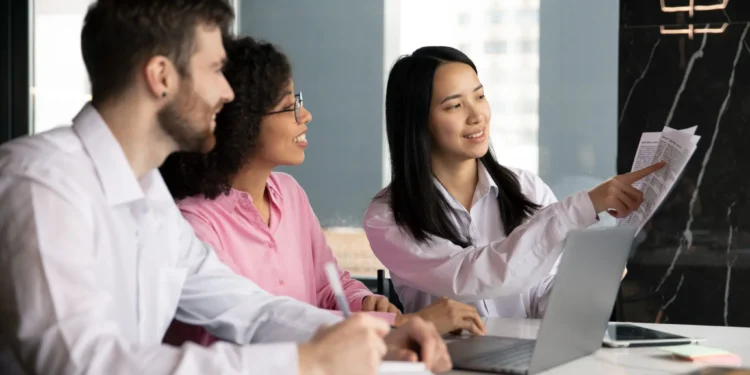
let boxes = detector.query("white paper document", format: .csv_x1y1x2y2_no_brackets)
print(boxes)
378,361,433,374
616,126,701,233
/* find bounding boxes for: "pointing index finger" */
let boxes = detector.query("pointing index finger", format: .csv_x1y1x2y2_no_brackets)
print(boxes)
618,161,666,184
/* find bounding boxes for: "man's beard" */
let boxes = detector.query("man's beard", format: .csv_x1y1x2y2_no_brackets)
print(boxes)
157,88,216,153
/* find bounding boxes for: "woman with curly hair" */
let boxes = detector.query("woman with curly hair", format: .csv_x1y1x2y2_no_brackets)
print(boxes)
160,36,486,347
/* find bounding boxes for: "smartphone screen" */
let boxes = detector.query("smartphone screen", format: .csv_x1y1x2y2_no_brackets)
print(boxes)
605,324,688,341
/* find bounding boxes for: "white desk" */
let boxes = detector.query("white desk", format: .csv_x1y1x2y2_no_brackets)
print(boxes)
447,318,750,375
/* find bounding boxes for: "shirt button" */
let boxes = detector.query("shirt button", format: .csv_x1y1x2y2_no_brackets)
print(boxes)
279,279,285,286
267,242,274,248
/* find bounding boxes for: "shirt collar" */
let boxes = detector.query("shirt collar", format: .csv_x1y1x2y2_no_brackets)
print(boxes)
433,160,499,211
72,102,173,207
477,161,500,199
214,174,284,214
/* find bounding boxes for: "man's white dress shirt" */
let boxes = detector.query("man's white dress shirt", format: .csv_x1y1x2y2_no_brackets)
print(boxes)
0,104,341,374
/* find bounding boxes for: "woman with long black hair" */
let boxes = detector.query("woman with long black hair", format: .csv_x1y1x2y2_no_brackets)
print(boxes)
364,46,662,320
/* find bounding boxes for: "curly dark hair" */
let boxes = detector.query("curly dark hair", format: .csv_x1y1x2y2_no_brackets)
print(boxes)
160,35,292,200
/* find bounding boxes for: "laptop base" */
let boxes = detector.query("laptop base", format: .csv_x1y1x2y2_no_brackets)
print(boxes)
448,336,536,374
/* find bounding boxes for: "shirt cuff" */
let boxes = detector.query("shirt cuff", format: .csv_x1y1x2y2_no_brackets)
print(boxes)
558,190,599,229
347,291,371,312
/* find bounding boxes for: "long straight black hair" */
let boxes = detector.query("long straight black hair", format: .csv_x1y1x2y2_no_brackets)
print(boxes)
382,46,540,248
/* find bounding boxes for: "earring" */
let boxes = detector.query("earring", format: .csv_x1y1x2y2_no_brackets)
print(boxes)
161,92,167,98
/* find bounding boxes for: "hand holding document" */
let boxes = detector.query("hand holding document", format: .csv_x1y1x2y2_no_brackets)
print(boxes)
616,126,701,233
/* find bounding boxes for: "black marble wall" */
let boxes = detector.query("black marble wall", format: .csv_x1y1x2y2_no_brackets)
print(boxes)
619,0,750,327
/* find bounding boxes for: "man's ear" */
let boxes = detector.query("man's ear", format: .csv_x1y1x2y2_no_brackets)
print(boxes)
143,55,177,99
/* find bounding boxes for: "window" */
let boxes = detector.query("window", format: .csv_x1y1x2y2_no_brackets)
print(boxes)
486,10,505,24
520,100,538,113
484,41,508,54
31,0,96,134
488,69,508,84
459,12,471,25
514,69,538,85
489,100,507,113
517,9,538,24
519,39,537,54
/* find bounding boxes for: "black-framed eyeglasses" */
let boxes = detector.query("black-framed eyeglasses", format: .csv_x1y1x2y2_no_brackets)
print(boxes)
265,91,304,123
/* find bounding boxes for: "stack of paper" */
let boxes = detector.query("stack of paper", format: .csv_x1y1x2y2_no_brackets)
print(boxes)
662,345,742,366
616,126,701,233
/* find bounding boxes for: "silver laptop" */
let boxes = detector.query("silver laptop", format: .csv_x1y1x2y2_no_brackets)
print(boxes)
447,226,637,374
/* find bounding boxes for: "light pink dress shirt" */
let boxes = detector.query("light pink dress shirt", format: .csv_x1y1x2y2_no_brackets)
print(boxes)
164,172,394,346
364,163,599,319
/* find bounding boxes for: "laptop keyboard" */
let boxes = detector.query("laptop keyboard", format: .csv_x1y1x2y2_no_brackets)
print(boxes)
448,336,536,374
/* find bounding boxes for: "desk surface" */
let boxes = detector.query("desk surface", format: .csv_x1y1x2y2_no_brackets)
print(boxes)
447,318,750,375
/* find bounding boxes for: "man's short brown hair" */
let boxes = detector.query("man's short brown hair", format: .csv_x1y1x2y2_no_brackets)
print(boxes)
81,0,234,104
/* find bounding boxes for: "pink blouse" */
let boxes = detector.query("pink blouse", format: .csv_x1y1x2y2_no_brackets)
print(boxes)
163,172,394,346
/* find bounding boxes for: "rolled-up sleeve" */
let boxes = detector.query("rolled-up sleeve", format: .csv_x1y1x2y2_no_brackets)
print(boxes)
363,190,597,302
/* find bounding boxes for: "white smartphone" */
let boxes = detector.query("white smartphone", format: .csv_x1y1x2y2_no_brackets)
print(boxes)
602,323,705,348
